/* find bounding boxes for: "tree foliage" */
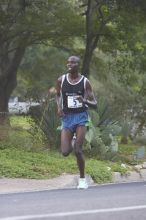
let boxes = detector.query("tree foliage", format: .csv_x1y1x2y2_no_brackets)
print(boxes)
1,0,146,143
0,0,82,123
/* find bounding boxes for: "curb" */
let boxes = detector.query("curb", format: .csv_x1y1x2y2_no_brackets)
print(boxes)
0,174,95,194
0,169,146,194
112,169,146,183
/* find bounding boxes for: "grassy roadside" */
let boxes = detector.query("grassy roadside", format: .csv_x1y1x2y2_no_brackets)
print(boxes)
0,147,131,183
0,148,112,181
0,116,143,183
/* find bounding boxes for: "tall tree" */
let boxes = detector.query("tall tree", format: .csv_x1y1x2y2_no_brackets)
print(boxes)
0,0,81,124
80,0,146,77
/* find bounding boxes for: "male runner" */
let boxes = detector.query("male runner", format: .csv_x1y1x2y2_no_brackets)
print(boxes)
56,55,97,189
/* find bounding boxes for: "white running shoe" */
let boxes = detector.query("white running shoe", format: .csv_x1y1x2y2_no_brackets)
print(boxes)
71,134,76,148
77,178,88,189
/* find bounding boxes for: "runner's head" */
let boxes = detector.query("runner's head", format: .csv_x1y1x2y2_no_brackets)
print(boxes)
67,56,80,74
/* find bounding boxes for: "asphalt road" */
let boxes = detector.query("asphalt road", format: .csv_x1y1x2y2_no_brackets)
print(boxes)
0,182,146,220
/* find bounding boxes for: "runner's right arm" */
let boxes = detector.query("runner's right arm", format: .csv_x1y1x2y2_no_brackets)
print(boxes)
56,76,64,117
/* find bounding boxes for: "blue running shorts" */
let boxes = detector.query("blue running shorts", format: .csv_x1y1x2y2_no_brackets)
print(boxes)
62,111,89,133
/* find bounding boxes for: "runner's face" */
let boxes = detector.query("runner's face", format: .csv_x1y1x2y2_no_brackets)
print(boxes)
67,57,79,74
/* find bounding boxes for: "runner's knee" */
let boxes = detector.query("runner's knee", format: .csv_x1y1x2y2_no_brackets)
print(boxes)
62,149,70,157
74,147,83,157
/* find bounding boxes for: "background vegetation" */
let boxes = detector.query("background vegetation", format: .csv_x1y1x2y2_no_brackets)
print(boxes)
0,0,146,182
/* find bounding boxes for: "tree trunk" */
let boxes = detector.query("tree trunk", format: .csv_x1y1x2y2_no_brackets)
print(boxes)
0,46,26,126
0,89,9,124
82,45,92,77
120,136,128,144
81,0,105,78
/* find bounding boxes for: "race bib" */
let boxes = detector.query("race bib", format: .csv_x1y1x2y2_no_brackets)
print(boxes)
67,96,83,108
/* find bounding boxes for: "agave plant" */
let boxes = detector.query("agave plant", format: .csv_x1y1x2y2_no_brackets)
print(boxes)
85,97,121,158
120,120,132,144
29,96,60,148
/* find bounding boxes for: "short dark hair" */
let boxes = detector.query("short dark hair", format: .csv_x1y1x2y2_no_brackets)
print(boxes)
68,55,80,64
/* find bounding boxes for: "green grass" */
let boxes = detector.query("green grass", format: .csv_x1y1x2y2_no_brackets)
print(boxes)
119,143,139,155
0,115,46,151
0,148,113,183
10,115,31,130
0,115,144,183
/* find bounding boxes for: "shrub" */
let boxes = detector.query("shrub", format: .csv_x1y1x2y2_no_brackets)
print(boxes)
29,97,60,148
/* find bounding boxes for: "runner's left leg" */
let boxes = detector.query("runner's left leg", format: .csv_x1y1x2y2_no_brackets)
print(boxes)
74,126,86,178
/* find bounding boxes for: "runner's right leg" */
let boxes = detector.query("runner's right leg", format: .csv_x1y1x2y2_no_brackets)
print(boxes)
61,128,73,156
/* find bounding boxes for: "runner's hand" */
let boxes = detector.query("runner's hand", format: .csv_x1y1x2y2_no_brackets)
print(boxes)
76,96,86,103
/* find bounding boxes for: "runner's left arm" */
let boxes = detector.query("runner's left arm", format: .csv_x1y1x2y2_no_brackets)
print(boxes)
84,79,97,109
